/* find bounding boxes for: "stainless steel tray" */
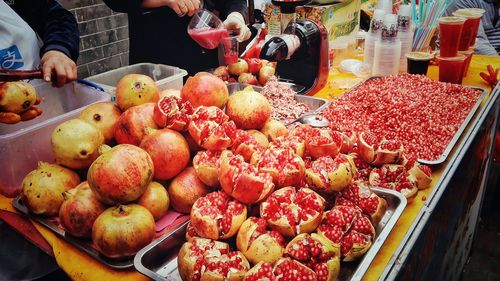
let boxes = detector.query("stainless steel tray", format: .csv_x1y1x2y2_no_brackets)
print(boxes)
134,187,407,281
12,196,135,270
327,76,487,165
226,83,329,125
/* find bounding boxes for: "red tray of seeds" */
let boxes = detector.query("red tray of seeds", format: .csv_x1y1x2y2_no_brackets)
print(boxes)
320,74,486,165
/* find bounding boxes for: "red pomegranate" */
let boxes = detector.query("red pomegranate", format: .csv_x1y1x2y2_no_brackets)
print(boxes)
183,131,203,155
115,74,159,111
250,148,305,188
178,238,250,281
219,152,275,204
358,132,404,166
338,130,357,154
369,164,419,201
228,59,249,76
114,103,159,146
192,150,227,187
92,204,155,258
167,167,209,214
59,181,106,238
407,162,432,190
260,187,325,238
190,191,247,240
337,181,388,225
306,127,343,159
305,154,356,193
285,233,341,281
140,128,190,180
236,217,285,265
270,135,306,158
153,96,194,131
185,222,198,241
261,119,289,142
181,72,229,109
247,129,269,147
231,130,266,162
213,66,230,81
136,181,170,221
188,106,237,151
226,88,271,129
78,102,122,144
159,88,181,99
243,258,317,281
317,205,376,261
87,144,154,205
349,149,373,181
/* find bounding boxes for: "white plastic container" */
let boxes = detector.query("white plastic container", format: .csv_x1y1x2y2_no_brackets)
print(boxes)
373,14,401,76
398,5,414,72
86,63,188,97
0,80,111,197
364,9,385,71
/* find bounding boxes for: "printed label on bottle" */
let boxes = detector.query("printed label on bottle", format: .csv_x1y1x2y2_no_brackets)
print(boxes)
397,15,411,31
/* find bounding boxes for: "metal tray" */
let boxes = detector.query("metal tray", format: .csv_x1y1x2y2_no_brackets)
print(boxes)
330,76,487,165
12,196,135,270
134,187,407,281
226,83,329,125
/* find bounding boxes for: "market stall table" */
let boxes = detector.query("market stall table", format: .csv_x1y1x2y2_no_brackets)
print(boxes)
0,55,498,281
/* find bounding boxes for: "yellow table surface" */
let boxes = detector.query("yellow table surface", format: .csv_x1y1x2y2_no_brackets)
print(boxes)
0,55,498,281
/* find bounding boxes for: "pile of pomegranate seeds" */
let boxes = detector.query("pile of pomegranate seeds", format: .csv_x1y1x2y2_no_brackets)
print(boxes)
261,76,310,123
321,74,482,161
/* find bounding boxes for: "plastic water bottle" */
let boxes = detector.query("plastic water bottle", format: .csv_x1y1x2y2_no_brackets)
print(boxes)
373,14,402,76
364,9,386,71
377,0,393,15
398,5,414,72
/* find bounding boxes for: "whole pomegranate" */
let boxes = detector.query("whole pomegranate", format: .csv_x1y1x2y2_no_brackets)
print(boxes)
87,144,154,205
213,66,230,81
0,81,37,114
258,66,276,85
21,162,80,216
51,118,105,170
140,128,190,180
115,74,160,111
228,58,249,76
247,129,269,147
92,204,155,258
181,72,229,109
114,103,159,146
226,87,271,130
59,181,106,238
136,181,170,221
78,102,122,144
167,167,209,213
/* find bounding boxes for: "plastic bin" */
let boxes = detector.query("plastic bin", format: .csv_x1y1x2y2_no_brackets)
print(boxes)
86,63,188,97
0,80,111,197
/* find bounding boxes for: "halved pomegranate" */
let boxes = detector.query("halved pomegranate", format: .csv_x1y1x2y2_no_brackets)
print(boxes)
243,259,317,281
219,152,275,204
236,217,285,265
178,237,250,281
305,154,356,193
192,150,227,187
317,205,375,261
269,135,306,158
306,128,343,159
337,181,388,225
250,148,305,188
349,149,373,181
338,130,357,154
153,96,194,131
369,164,418,202
188,106,237,151
285,233,340,281
357,132,403,166
260,187,325,238
231,130,266,162
407,162,432,190
190,191,247,240
185,222,198,241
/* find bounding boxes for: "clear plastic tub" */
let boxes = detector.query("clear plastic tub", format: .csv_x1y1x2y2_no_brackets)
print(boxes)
86,63,188,97
0,80,111,197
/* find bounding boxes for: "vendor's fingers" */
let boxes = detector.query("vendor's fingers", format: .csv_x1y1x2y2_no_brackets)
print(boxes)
42,61,54,82
54,64,68,88
65,63,77,83
177,0,189,16
170,2,182,16
184,0,196,16
186,0,199,16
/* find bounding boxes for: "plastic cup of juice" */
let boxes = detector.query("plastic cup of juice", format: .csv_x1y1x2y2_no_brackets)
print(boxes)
458,48,474,77
406,52,434,75
439,16,466,57
452,9,484,51
437,54,467,84
220,31,239,65
187,9,226,49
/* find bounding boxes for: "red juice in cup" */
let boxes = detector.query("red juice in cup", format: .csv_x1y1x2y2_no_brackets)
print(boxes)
188,28,229,49
439,17,466,57
221,31,239,65
459,48,474,77
437,54,467,84
453,9,484,51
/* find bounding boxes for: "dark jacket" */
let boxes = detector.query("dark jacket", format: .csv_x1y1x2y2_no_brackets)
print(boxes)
6,0,80,62
103,0,247,75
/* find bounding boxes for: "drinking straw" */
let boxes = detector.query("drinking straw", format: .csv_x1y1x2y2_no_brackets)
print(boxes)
410,0,455,51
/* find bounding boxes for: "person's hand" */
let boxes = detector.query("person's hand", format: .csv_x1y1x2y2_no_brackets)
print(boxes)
40,50,77,87
224,12,251,42
144,0,200,17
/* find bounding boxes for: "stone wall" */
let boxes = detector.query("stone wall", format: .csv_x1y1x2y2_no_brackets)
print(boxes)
58,0,129,78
